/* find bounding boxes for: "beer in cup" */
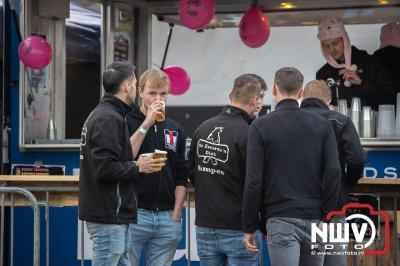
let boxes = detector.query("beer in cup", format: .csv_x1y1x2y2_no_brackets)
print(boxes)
152,149,167,172
140,153,154,158
155,101,165,122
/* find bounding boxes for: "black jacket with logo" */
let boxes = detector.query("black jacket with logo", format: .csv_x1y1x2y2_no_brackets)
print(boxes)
242,99,341,233
79,94,139,224
301,98,365,209
126,108,188,211
189,105,253,230
317,46,395,110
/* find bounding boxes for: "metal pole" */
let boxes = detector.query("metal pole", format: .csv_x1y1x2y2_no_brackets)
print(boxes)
45,192,49,266
10,194,14,266
0,193,4,266
394,198,399,266
336,83,339,106
0,187,40,266
187,191,191,266
160,23,174,70
81,220,84,266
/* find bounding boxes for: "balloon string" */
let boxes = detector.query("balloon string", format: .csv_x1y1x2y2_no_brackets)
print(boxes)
8,0,35,103
161,23,175,70
252,0,258,7
8,0,22,43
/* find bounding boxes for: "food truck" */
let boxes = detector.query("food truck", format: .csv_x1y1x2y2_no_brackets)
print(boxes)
0,0,399,265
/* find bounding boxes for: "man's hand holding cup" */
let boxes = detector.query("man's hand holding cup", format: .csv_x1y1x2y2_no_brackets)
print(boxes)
137,152,167,173
143,101,165,128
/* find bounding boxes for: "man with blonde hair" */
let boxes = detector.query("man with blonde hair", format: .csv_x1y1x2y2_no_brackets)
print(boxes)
189,74,264,266
126,69,188,266
301,80,364,266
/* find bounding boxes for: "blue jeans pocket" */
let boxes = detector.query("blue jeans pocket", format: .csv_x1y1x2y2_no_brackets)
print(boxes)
267,219,296,248
168,211,183,242
86,223,127,256
195,228,209,257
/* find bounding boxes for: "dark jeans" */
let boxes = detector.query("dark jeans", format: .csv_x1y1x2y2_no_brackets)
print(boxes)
266,217,324,266
196,226,261,266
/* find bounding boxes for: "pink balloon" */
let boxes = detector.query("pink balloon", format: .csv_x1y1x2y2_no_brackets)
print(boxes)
18,36,52,69
239,7,270,48
163,66,191,96
179,0,215,30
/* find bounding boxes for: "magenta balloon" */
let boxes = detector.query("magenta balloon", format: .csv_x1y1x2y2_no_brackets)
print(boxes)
179,0,215,30
239,7,271,48
163,66,191,96
18,36,52,69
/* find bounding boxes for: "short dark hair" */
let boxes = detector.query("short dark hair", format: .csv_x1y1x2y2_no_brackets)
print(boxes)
102,62,136,94
249,74,267,91
231,74,262,104
274,67,304,96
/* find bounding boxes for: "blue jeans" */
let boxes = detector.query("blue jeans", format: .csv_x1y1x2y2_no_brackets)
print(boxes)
266,217,324,266
86,222,130,266
323,216,346,266
196,226,261,266
128,209,182,266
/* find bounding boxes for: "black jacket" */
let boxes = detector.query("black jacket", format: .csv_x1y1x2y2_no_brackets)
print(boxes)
301,98,365,209
242,99,341,233
79,94,139,224
374,46,400,96
189,106,252,230
126,108,188,211
317,46,395,110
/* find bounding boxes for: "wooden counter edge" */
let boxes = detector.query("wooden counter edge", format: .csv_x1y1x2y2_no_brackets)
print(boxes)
0,175,398,185
357,178,400,185
0,175,79,182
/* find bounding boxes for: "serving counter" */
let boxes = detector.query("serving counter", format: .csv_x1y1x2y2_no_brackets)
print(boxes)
0,175,399,266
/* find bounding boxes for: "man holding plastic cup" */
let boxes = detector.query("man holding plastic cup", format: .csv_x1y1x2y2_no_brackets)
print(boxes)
126,69,188,266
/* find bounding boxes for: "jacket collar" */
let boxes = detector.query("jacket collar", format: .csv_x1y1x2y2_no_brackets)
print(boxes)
129,105,146,121
102,93,133,116
300,98,330,110
222,105,252,124
275,98,300,111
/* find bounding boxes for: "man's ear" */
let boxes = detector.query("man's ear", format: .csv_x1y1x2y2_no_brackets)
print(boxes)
297,89,304,100
272,85,277,97
122,81,130,94
327,99,332,105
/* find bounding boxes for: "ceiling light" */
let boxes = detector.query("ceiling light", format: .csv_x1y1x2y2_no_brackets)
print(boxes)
280,2,295,9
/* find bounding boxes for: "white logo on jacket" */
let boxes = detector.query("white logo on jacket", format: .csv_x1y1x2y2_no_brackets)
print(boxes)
164,129,178,152
197,127,229,166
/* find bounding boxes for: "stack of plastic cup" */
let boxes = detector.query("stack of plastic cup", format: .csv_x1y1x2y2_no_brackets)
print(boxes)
338,99,348,117
350,98,362,136
377,105,396,139
396,93,400,138
362,106,375,138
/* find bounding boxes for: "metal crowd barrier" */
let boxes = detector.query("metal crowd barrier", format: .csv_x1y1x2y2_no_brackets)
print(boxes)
0,178,398,266
0,187,40,266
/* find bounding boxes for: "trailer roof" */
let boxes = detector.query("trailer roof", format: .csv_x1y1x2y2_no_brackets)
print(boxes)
133,0,400,26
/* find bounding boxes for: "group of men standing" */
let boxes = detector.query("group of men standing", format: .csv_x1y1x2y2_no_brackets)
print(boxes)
78,16,375,266
189,68,364,266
